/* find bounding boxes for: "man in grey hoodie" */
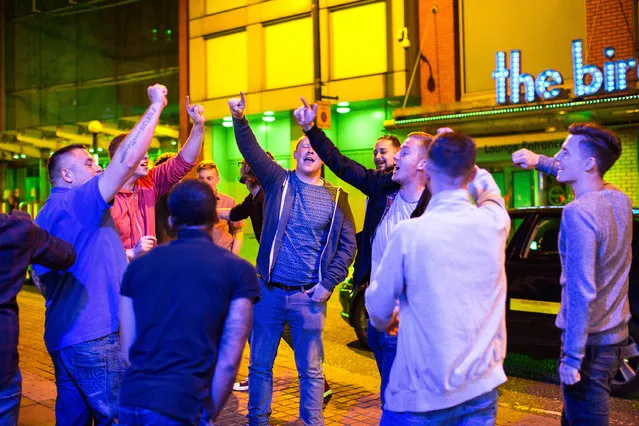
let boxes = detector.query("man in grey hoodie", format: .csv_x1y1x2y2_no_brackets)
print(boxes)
229,93,356,426
512,122,631,425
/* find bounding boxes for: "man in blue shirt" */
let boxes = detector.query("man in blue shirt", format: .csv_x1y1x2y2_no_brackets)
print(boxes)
33,84,169,424
118,179,259,425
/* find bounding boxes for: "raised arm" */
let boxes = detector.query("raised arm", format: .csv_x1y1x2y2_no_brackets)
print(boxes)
467,168,510,231
229,93,286,190
294,98,385,196
178,96,205,163
99,84,167,203
512,148,558,177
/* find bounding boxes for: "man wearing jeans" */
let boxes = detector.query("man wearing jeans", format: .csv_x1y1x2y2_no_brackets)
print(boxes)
229,92,356,425
512,123,631,425
33,84,168,424
0,211,75,424
367,132,510,424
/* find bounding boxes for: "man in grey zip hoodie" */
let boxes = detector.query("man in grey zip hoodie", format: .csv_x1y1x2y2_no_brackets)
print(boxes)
229,93,356,426
512,122,631,425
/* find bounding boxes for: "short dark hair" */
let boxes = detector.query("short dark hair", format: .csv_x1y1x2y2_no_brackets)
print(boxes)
168,179,218,230
47,144,87,184
196,161,219,174
377,135,401,150
108,133,128,159
154,152,177,167
568,122,621,176
427,132,476,178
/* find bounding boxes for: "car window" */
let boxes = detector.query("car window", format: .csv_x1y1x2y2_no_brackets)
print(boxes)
508,218,524,245
525,218,561,258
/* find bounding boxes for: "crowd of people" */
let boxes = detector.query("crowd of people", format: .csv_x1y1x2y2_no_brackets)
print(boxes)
0,83,632,426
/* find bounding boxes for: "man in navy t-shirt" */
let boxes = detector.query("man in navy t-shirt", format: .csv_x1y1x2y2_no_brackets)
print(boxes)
33,84,169,424
119,179,259,425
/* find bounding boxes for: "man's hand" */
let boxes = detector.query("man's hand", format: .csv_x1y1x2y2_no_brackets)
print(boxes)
293,97,318,132
228,92,246,119
307,284,331,303
512,148,540,170
386,305,399,336
148,84,168,107
186,96,205,126
559,362,581,385
133,235,157,257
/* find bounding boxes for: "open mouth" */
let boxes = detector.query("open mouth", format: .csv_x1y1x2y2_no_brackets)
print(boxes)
304,156,315,163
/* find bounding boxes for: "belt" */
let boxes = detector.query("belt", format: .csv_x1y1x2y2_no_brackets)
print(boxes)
267,281,316,292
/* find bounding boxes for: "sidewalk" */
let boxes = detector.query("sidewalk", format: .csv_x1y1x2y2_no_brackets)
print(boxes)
16,288,558,425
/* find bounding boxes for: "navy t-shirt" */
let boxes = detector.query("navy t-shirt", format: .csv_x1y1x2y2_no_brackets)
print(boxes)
33,176,127,351
119,229,259,420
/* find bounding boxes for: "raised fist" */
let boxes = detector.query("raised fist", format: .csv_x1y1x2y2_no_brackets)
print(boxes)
148,84,168,107
512,148,540,170
228,92,246,119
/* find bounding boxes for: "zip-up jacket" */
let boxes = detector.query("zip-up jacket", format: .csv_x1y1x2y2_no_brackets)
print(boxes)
233,117,356,292
304,125,430,288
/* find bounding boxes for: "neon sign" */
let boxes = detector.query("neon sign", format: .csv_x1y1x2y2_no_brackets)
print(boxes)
492,39,637,104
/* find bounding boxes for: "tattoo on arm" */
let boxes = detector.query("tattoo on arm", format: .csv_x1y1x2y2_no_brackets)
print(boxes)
120,105,158,164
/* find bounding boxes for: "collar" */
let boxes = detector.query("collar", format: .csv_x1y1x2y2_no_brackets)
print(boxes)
176,228,214,242
426,189,471,212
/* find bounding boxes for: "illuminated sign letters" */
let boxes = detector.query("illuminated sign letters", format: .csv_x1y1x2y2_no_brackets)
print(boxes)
493,39,637,104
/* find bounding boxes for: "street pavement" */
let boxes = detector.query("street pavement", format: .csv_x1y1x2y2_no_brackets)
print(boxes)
15,283,639,425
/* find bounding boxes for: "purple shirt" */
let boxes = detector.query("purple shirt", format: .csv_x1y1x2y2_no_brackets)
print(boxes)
34,176,128,352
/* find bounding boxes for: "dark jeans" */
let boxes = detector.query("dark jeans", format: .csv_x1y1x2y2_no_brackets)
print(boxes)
51,333,125,426
560,342,624,426
380,389,499,425
367,319,397,407
120,406,199,425
0,369,21,426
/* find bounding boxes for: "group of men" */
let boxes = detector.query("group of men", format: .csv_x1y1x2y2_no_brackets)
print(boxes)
0,82,632,426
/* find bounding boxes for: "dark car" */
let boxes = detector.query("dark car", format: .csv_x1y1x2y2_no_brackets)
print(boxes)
339,206,639,397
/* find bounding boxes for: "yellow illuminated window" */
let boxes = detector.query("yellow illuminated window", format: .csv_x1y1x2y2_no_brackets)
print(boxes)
205,0,246,15
264,17,314,89
329,2,388,80
206,31,248,99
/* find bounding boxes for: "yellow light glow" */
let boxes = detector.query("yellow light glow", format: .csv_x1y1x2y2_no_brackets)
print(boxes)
264,17,313,90
206,31,248,99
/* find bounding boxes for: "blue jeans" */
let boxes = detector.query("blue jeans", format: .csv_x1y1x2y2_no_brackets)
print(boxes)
380,388,499,425
247,282,326,425
120,406,197,425
51,333,125,426
0,369,21,426
367,319,397,407
560,342,623,426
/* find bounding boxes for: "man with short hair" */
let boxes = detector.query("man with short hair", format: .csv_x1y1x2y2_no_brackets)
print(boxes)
109,96,205,260
512,123,631,425
293,99,430,406
197,161,244,254
373,135,401,172
229,92,356,426
33,84,168,424
119,179,259,425
367,131,510,424
0,211,75,424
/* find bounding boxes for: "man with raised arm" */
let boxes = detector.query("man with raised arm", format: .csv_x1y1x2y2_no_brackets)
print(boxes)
512,123,631,425
367,131,510,424
293,99,430,407
229,92,356,426
109,97,205,260
32,84,168,425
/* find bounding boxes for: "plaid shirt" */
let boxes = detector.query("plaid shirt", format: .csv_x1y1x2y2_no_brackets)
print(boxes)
0,211,75,385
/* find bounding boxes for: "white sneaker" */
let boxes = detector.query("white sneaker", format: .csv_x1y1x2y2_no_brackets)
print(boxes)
233,379,249,392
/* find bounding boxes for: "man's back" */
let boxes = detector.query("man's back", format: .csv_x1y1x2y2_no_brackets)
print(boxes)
33,177,127,352
557,188,632,355
119,229,258,420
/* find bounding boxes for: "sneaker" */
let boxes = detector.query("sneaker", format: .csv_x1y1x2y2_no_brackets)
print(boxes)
323,379,332,404
233,379,249,392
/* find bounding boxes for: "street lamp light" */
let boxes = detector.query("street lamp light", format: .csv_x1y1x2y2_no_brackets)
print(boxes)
88,120,103,162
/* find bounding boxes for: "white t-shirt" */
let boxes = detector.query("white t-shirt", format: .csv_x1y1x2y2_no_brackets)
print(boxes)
371,192,418,277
